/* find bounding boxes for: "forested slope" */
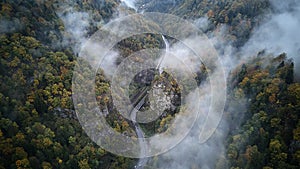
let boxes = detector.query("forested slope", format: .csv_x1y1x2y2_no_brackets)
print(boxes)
0,0,137,168
0,0,299,169
227,54,299,169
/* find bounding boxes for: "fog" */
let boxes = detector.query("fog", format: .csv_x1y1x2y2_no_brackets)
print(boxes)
0,18,23,34
242,0,300,79
56,0,299,168
57,1,234,169
120,0,137,11
148,17,236,169
58,9,90,54
141,0,300,168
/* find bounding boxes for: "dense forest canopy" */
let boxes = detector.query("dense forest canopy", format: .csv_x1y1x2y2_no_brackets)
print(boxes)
0,0,299,169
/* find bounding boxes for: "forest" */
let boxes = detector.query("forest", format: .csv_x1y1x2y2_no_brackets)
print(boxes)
0,0,299,169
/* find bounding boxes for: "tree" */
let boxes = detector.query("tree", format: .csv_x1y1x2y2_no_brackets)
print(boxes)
269,139,287,167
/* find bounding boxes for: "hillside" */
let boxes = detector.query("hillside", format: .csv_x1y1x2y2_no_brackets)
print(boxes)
0,0,299,169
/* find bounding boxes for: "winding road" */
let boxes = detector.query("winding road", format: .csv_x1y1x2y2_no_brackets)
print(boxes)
130,35,169,169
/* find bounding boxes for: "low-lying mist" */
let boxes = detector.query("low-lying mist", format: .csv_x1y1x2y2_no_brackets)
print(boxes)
242,0,300,80
55,0,299,168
